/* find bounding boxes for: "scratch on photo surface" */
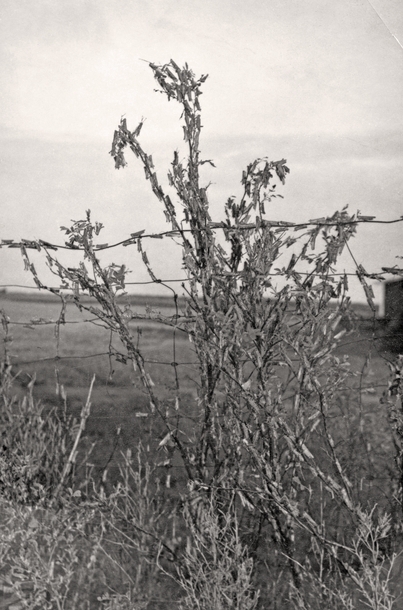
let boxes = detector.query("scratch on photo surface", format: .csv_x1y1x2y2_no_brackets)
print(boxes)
366,0,403,51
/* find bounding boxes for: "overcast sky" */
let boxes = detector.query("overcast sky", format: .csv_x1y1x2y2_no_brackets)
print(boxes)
1,0,402,303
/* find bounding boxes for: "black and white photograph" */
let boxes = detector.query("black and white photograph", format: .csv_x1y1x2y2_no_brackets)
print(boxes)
0,1,403,608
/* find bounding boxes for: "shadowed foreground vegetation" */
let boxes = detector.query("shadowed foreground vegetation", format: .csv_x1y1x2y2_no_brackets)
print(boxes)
1,291,402,610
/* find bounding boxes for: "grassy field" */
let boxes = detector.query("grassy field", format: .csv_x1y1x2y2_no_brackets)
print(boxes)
0,292,396,493
1,293,402,607
0,293,198,489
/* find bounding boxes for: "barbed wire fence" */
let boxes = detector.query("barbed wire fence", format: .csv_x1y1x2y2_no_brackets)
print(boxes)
0,217,400,548
1,215,402,409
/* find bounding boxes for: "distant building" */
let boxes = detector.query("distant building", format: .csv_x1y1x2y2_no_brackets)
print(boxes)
384,278,403,352
385,279,403,322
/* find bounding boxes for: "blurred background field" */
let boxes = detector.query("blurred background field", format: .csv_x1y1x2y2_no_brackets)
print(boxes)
0,291,199,490
0,291,396,498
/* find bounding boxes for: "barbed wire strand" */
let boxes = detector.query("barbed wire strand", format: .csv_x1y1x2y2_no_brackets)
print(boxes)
1,214,403,252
